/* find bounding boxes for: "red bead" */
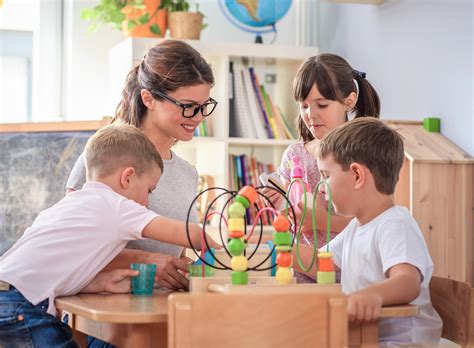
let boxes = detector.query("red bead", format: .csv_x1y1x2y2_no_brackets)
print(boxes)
272,215,291,232
238,186,259,205
276,252,292,267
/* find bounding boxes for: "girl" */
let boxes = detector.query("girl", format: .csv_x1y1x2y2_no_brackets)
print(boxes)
267,53,380,281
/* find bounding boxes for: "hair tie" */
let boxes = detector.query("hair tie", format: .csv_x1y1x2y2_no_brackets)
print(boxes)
354,70,366,79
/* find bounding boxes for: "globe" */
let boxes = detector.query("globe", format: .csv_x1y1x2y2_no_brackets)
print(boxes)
219,0,293,43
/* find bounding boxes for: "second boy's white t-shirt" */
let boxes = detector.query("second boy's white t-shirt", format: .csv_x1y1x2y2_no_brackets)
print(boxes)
323,205,442,346
0,181,157,315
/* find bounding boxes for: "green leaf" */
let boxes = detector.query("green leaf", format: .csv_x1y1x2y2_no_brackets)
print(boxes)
150,23,161,35
201,23,208,31
139,13,150,25
128,20,137,30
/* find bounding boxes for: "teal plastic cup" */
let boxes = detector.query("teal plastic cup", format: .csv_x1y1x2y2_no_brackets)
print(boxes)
131,263,156,296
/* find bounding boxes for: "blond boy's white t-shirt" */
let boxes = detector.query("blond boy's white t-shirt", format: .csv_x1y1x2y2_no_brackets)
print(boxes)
0,181,157,315
322,205,442,346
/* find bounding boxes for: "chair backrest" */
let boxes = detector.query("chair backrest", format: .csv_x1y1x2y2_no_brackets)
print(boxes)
168,292,347,348
429,276,474,346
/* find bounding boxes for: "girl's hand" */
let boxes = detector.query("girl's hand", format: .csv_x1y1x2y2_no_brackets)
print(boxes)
261,187,285,211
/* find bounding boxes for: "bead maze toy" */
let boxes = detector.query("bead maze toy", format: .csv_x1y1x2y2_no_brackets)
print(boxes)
186,159,336,293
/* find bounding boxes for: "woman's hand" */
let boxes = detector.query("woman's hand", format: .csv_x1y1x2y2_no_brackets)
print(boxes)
155,256,193,291
82,269,139,294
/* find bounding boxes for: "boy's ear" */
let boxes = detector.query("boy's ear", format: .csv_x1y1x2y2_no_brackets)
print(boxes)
140,89,155,110
349,162,365,190
344,91,357,111
120,167,136,189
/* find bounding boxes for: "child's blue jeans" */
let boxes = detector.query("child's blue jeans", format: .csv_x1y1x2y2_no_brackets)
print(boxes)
0,285,78,347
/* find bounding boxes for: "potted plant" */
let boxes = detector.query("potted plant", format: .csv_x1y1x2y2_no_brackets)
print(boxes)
81,0,167,38
159,0,205,40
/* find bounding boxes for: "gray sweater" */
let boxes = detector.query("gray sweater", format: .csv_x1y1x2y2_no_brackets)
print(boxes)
66,151,199,257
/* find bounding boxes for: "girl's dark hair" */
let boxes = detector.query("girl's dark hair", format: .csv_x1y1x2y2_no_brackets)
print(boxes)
293,53,380,142
115,40,215,127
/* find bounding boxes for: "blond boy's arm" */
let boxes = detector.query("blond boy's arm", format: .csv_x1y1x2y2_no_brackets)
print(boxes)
347,263,421,321
142,216,220,250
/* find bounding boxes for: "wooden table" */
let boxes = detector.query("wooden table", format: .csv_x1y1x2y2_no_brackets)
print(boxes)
56,291,418,348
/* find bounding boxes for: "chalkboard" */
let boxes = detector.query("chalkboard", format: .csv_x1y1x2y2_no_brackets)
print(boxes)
0,131,92,255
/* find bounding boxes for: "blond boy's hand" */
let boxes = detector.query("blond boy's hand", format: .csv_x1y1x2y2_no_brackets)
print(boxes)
347,290,383,322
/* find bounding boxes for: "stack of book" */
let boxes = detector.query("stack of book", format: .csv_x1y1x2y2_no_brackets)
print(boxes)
193,120,209,137
229,61,297,140
228,154,276,225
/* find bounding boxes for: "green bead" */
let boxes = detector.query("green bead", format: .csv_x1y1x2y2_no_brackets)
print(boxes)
317,271,336,284
235,195,250,209
228,202,246,218
273,232,292,246
423,117,440,132
228,238,245,256
275,245,292,252
231,271,248,285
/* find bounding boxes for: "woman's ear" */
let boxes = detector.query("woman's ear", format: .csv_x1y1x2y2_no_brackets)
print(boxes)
140,89,155,110
120,167,136,189
344,91,357,111
349,163,365,190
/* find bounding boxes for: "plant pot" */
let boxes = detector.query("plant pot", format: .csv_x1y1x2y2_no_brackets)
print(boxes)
122,0,167,38
168,11,203,40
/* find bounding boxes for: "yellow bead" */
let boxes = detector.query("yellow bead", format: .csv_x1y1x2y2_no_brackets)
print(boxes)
276,267,293,285
228,218,245,233
318,251,333,259
231,255,248,272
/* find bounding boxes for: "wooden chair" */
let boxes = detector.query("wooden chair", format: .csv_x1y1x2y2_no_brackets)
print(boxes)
168,291,348,348
430,276,474,347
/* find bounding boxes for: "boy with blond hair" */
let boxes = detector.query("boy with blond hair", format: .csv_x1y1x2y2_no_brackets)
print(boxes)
299,118,442,346
0,123,218,347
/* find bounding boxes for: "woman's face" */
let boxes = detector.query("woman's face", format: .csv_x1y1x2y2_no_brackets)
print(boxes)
298,84,351,140
145,83,213,141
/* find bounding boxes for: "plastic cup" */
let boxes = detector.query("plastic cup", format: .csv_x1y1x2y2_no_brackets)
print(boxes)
131,263,156,296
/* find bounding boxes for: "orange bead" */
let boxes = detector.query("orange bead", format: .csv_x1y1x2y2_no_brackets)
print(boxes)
318,257,334,272
229,231,244,238
272,215,291,232
238,186,259,205
276,252,292,267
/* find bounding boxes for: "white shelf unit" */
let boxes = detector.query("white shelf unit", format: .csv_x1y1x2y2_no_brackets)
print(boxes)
109,38,318,190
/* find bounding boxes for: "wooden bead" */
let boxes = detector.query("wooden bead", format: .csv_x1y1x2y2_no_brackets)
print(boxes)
231,255,248,272
228,238,245,256
228,231,244,239
238,186,259,204
228,218,244,232
276,252,292,267
272,215,291,232
317,271,335,284
318,257,334,272
231,271,248,285
273,232,292,246
276,267,293,285
228,201,246,218
235,195,250,209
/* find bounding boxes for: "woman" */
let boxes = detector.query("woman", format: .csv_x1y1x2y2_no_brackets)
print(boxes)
66,40,217,291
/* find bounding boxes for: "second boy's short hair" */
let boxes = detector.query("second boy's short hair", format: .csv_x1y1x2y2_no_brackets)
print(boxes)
85,123,163,180
318,117,404,195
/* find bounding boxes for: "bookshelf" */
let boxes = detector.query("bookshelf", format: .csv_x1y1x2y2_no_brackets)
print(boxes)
109,38,318,193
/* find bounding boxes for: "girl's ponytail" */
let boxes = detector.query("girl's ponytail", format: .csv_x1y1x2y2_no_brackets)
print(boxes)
353,72,380,119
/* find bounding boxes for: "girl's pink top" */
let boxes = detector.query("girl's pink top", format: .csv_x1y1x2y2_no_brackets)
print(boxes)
278,142,340,283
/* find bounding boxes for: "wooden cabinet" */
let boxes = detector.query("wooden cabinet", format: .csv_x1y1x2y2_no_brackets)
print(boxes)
390,121,474,284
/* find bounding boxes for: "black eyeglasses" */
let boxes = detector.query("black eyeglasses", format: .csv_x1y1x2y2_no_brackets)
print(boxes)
152,90,218,118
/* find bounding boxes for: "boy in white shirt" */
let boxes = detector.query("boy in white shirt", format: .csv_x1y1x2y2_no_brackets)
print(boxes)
0,123,219,347
297,118,442,346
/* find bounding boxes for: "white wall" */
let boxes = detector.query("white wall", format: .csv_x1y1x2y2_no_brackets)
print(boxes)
318,0,473,155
